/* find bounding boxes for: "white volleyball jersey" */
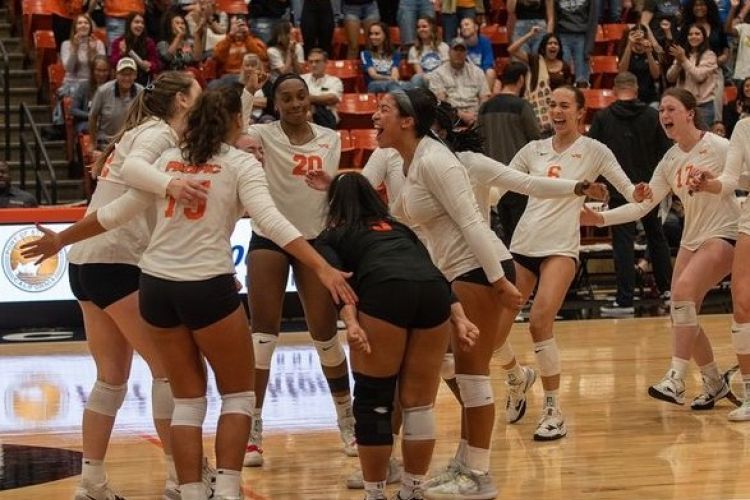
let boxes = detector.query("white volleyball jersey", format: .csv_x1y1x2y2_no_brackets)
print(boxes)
68,118,177,265
391,137,508,283
718,119,750,235
362,147,405,209
97,145,302,281
248,121,340,239
509,135,636,259
601,132,739,249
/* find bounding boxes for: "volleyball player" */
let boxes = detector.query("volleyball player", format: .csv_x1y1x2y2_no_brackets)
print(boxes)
242,73,356,467
582,87,740,411
59,71,208,500
22,87,356,500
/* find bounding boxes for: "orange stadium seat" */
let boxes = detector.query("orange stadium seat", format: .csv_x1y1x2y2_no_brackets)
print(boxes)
482,24,509,58
603,23,631,54
34,29,57,89
590,55,619,88
494,56,510,76
22,0,53,52
582,88,616,123
724,85,738,105
47,62,65,101
389,26,401,46
337,130,356,169
349,128,379,168
337,93,378,130
326,59,364,93
216,0,248,14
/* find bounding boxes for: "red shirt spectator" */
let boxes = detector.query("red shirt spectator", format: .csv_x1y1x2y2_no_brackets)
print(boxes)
109,12,160,85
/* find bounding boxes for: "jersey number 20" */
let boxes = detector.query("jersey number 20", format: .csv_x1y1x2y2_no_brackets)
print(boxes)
292,154,323,176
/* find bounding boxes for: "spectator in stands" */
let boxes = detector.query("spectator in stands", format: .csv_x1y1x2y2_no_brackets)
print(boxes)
267,21,305,82
408,16,449,87
72,55,111,134
302,49,344,129
211,15,268,89
711,119,727,136
157,12,204,72
587,72,673,316
343,0,381,59
555,0,597,88
49,0,87,49
724,76,750,135
61,14,107,95
242,54,277,123
618,24,662,106
599,0,624,23
145,0,176,40
640,0,683,35
361,22,408,92
679,0,729,122
509,29,573,131
429,37,491,125
440,0,484,42
104,0,145,44
727,0,750,89
110,12,160,85
459,17,497,90
508,0,555,55
300,0,335,57
185,0,229,58
89,57,143,153
478,61,540,245
398,0,435,47
0,161,37,208
248,0,288,44
666,24,718,127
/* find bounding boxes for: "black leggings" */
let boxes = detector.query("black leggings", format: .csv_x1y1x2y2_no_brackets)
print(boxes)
301,0,334,57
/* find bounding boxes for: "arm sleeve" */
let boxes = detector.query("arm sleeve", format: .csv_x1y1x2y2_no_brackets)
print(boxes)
717,122,749,194
145,38,161,73
119,129,176,196
268,47,284,71
596,144,636,202
428,69,447,95
507,142,533,174
157,40,173,63
213,38,230,64
361,148,389,187
89,87,103,119
599,163,671,226
683,51,718,82
480,38,494,71
237,157,303,246
421,155,506,282
96,188,155,229
407,46,419,64
241,88,255,131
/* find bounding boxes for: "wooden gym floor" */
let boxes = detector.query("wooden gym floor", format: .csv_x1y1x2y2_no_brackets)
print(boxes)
1,314,749,499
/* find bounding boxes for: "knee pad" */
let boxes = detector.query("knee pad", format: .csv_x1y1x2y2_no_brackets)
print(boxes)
313,336,346,367
440,353,455,380
85,381,127,417
455,374,494,408
220,391,256,418
352,372,397,446
494,341,515,366
172,396,207,427
402,405,435,441
327,374,351,393
533,338,560,377
151,378,174,420
253,332,277,370
671,301,698,327
732,321,750,355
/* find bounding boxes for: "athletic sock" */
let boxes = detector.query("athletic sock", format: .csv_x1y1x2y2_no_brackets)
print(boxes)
179,482,206,500
506,363,524,385
670,357,690,379
215,468,241,497
455,438,468,463
364,480,386,499
543,389,559,409
399,471,425,499
81,458,106,485
333,393,353,421
165,454,178,484
699,361,722,387
465,446,490,473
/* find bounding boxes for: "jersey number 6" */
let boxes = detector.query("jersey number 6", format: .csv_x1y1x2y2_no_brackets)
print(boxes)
164,180,212,220
292,154,323,176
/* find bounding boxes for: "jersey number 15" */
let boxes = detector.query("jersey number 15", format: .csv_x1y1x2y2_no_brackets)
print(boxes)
164,180,212,220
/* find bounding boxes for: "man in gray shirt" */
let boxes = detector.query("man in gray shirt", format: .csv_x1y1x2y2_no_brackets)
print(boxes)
89,57,143,153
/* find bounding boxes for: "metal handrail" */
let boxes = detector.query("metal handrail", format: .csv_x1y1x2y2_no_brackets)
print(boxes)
0,40,9,161
19,103,57,204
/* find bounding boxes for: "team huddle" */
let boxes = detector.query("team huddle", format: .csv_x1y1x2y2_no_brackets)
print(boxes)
18,65,750,500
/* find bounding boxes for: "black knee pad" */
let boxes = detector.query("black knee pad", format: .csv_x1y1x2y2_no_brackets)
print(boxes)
352,372,398,446
327,374,350,393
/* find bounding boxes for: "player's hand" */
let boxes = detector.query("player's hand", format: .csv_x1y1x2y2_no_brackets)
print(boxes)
633,182,652,202
687,167,714,193
166,178,209,204
451,313,479,351
346,322,370,353
317,266,358,305
492,277,523,310
19,224,63,264
582,181,609,201
580,203,605,226
305,170,333,191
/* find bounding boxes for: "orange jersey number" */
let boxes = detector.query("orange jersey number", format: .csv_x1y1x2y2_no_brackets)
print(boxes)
164,180,212,220
546,165,562,178
675,164,694,189
292,154,323,176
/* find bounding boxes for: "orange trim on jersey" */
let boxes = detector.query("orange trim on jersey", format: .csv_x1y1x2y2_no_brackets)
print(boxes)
0,207,86,224
103,0,145,18
165,161,222,174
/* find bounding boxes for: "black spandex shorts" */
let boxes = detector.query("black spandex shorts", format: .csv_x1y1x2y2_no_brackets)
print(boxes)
68,263,140,309
721,237,737,247
358,279,452,329
452,259,517,286
511,253,577,279
247,232,315,260
139,273,241,330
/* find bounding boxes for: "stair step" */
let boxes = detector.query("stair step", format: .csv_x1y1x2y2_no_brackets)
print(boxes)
16,179,85,205
0,37,20,52
7,68,35,86
4,140,67,162
0,86,38,105
0,51,24,70
7,159,70,180
0,22,12,39
0,103,49,124
0,121,54,142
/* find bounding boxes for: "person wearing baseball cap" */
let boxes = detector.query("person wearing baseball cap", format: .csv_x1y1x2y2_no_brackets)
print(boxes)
116,56,138,73
90,56,143,151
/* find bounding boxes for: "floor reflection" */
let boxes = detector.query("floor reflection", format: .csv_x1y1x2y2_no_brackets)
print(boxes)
0,445,81,490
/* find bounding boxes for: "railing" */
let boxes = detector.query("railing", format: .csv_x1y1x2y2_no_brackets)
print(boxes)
0,39,9,161
19,102,57,204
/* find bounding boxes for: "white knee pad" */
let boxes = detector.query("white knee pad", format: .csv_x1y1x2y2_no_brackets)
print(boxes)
151,378,174,420
494,341,515,366
402,405,435,441
671,301,698,327
253,332,278,370
455,374,494,408
220,391,256,418
534,338,560,377
85,381,127,417
172,396,207,427
313,336,346,367
732,321,750,355
440,353,455,380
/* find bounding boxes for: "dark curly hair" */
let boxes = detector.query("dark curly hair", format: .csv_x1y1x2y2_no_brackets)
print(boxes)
326,172,390,228
182,87,242,165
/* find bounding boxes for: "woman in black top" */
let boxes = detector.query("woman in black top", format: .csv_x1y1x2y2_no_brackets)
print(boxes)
316,172,465,500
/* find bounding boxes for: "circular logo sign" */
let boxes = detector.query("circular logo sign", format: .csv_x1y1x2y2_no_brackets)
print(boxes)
2,227,66,292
